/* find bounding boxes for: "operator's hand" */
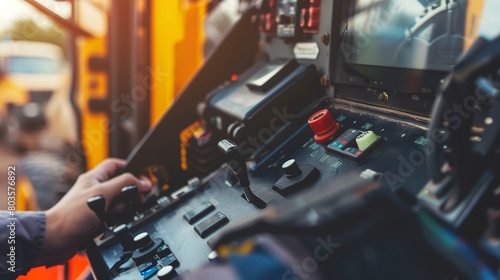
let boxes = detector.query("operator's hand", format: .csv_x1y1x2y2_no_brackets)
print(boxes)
36,158,152,267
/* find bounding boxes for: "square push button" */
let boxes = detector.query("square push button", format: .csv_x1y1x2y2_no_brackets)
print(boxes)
183,201,215,224
194,211,229,238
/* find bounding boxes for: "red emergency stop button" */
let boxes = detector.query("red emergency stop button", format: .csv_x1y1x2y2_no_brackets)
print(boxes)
308,109,340,143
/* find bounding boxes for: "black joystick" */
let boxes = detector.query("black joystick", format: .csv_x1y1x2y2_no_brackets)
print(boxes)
131,232,171,264
87,195,111,229
218,139,267,209
273,159,320,196
134,232,153,248
121,185,143,220
113,224,137,252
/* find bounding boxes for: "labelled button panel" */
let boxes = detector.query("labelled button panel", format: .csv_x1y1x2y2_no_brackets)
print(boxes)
327,129,383,163
183,201,215,224
158,253,179,268
329,129,361,149
156,244,172,258
138,254,179,280
139,264,158,280
194,211,229,238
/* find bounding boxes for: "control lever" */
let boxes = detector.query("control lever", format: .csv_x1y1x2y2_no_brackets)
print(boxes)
113,224,137,252
87,195,111,229
109,224,136,276
218,139,267,209
121,185,144,220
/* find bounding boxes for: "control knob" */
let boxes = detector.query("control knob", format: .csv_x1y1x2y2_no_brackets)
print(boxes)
113,224,136,251
282,159,302,178
157,265,177,280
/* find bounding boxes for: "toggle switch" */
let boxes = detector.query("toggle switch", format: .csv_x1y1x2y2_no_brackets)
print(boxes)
300,8,308,28
307,7,320,29
356,131,379,151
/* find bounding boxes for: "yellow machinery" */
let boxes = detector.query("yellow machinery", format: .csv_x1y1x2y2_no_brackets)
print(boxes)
79,0,207,169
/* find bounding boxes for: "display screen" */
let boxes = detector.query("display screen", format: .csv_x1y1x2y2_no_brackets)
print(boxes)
332,0,500,115
340,0,500,72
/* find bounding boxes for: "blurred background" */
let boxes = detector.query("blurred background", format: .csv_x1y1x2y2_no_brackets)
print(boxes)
0,0,76,211
0,0,240,279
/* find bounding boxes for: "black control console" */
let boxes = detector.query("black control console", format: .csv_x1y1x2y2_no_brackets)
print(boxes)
85,1,500,279
86,102,433,279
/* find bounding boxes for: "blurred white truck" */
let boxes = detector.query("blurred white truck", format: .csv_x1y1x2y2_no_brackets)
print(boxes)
0,40,70,151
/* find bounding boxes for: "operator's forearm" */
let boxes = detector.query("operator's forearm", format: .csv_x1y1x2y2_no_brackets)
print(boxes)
0,211,45,280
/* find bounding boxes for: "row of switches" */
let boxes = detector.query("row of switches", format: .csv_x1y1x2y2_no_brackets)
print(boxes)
183,201,229,238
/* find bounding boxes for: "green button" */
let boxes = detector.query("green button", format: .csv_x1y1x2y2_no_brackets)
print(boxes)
330,142,344,149
356,131,378,151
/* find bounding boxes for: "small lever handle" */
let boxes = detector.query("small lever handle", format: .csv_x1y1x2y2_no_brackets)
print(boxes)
87,195,110,227
121,185,143,220
218,139,266,209
121,185,139,204
218,139,250,187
